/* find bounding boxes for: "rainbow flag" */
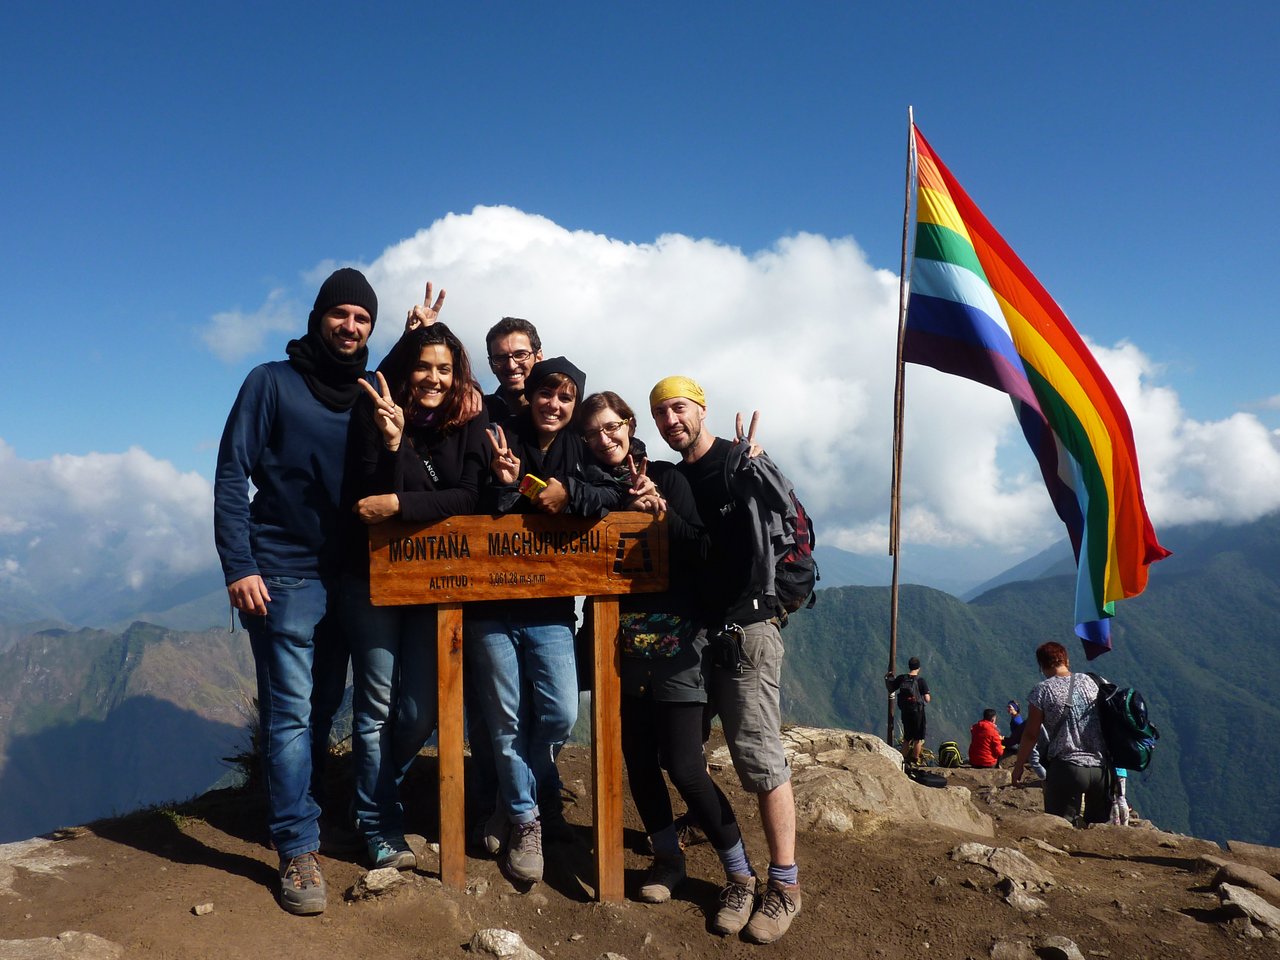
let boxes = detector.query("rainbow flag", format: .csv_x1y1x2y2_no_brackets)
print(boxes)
904,125,1169,658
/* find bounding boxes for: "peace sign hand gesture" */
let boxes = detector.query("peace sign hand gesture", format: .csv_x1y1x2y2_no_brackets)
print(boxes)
358,371,406,451
734,410,764,459
487,425,521,485
405,281,447,331
626,454,667,516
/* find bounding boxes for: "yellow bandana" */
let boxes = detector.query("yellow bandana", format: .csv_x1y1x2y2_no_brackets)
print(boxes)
648,375,706,410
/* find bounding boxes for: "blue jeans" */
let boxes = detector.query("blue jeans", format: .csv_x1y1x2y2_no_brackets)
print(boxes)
464,618,577,824
341,576,439,842
242,575,347,861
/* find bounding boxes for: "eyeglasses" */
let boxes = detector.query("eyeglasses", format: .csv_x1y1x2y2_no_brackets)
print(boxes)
488,350,534,367
583,420,628,442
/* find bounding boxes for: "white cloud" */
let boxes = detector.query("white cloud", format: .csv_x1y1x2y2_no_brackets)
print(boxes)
0,441,213,598
201,288,299,362
161,206,1280,580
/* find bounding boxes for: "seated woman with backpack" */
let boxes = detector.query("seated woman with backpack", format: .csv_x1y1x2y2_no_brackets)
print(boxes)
1011,641,1109,824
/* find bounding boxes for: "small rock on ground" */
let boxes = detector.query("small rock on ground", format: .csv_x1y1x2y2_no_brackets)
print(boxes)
469,928,545,960
350,867,407,899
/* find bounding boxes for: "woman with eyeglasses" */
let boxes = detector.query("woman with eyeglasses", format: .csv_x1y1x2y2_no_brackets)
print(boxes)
341,320,490,871
468,357,625,886
578,390,751,917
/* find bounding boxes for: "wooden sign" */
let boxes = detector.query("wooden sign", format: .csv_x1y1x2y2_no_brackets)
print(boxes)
367,511,669,901
368,511,669,605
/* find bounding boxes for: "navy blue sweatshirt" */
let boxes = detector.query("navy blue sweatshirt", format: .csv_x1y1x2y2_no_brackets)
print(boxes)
214,361,355,583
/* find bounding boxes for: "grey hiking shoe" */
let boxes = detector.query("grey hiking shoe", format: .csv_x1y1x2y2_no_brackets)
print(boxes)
711,872,756,935
367,835,416,870
638,855,686,903
278,851,326,915
744,878,802,944
504,818,543,884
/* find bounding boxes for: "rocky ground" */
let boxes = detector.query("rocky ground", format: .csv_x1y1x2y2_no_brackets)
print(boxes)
2,727,1278,959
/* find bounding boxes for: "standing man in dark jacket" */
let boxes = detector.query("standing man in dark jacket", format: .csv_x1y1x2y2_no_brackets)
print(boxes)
649,375,802,945
885,656,931,767
214,267,378,916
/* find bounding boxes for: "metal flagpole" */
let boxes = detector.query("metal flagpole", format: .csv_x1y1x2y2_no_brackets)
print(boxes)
888,105,917,746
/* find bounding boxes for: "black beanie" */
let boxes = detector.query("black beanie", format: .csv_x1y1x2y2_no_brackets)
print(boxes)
524,356,586,403
308,267,378,334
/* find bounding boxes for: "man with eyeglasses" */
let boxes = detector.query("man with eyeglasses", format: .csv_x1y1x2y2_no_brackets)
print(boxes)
483,317,544,425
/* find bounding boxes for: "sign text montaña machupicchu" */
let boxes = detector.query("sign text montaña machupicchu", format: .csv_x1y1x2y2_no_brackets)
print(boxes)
367,513,668,606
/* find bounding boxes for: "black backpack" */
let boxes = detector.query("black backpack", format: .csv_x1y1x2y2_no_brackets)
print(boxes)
724,453,819,620
774,490,819,615
896,674,921,707
1086,673,1160,772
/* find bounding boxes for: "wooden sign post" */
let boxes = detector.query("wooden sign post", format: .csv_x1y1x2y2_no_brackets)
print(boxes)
368,512,668,902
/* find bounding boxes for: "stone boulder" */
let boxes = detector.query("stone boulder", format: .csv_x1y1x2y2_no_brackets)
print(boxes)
786,733,994,838
1226,839,1280,877
950,842,1055,892
0,932,123,960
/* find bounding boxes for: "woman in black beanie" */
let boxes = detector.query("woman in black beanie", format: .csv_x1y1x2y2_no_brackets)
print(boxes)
465,357,625,885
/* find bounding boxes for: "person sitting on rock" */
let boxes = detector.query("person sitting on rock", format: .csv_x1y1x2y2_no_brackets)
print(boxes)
1003,700,1025,751
968,708,1005,768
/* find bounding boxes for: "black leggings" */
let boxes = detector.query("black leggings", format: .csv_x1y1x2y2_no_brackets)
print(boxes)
620,696,741,852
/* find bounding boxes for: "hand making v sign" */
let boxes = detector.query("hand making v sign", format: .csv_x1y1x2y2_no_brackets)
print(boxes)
487,425,522,486
404,281,447,331
357,371,405,452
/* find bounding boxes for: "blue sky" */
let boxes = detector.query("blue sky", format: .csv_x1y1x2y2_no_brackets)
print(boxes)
2,2,1279,602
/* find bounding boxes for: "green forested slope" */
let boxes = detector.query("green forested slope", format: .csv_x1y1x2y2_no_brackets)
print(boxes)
779,514,1280,845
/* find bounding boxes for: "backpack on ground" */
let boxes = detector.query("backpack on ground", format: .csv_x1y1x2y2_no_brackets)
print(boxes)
936,741,963,768
1086,672,1160,772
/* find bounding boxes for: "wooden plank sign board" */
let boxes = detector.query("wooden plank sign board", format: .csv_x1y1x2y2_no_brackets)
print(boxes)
368,512,669,605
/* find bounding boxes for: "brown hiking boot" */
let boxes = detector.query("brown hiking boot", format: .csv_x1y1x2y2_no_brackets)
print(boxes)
744,878,801,943
711,872,756,935
278,851,326,915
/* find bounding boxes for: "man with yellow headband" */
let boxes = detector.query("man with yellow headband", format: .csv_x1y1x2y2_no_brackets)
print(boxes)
649,375,803,945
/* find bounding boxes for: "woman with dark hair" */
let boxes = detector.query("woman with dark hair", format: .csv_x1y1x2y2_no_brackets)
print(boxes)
467,358,624,886
577,390,755,927
1012,641,1110,824
342,320,490,869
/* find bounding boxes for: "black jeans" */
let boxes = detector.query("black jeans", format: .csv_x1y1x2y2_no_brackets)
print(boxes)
1043,760,1110,824
620,696,741,852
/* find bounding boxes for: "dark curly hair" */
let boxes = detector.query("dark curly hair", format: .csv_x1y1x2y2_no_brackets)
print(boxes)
377,322,477,433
